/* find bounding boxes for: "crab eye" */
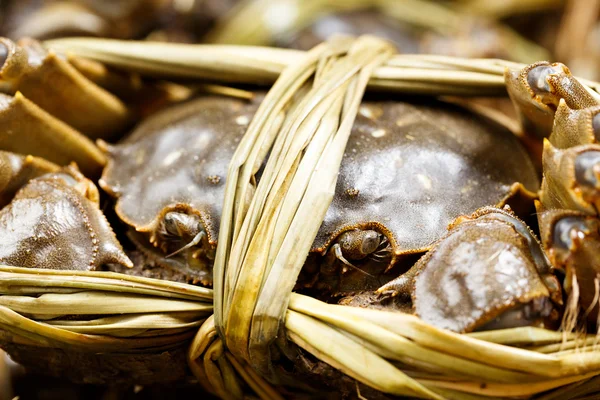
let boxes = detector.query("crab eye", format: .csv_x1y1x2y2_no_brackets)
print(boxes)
527,65,562,95
575,151,600,189
163,212,183,235
0,42,7,71
593,112,600,142
361,230,381,255
553,217,590,250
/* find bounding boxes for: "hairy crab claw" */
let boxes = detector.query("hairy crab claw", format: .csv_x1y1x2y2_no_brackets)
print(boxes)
540,140,600,214
538,206,600,331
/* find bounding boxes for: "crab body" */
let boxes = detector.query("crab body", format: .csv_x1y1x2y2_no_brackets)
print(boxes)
508,61,600,329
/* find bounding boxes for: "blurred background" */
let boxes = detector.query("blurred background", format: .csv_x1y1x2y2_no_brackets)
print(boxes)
0,0,598,398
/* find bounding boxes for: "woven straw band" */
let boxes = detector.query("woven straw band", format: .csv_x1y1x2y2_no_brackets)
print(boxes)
211,34,394,373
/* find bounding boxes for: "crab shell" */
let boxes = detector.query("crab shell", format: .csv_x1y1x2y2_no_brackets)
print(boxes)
0,164,131,270
313,97,540,263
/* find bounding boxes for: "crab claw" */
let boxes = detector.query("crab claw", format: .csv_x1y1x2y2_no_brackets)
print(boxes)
379,207,562,333
0,37,130,141
506,62,598,139
537,202,600,329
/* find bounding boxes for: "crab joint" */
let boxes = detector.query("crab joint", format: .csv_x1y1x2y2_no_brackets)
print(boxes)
541,210,600,327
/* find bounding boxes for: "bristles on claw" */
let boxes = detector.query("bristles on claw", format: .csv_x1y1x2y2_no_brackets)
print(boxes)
561,273,581,349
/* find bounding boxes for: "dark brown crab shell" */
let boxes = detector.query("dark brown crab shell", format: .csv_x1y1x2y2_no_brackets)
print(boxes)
312,97,540,264
99,94,260,284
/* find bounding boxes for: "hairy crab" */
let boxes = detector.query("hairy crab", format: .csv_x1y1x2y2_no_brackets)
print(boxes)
336,61,600,334
303,97,539,297
0,34,591,341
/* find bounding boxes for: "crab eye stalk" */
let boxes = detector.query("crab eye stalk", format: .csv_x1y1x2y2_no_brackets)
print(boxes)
552,217,591,251
575,151,600,189
163,211,201,238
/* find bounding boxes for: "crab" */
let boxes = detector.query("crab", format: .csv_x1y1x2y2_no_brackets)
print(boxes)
340,61,600,333
0,155,132,271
